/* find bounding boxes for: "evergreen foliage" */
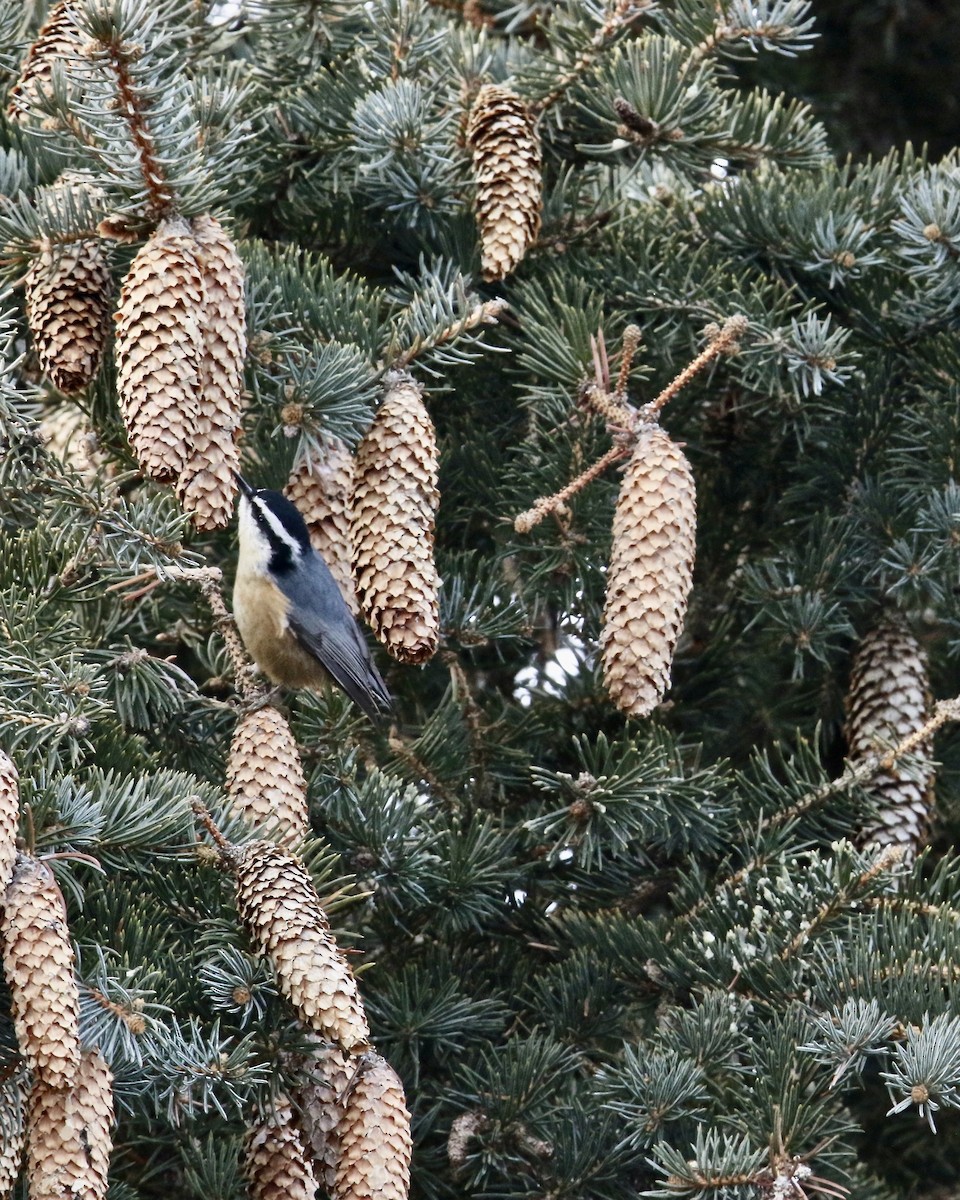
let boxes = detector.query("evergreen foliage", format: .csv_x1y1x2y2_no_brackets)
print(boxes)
1,1,959,1198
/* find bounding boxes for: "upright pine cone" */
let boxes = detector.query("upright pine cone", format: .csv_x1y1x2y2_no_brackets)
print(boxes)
225,706,309,849
1,855,81,1088
7,2,82,124
288,1036,353,1192
25,1049,114,1200
0,749,19,895
845,615,934,856
115,218,204,483
334,1054,412,1200
466,84,542,281
244,1096,317,1200
600,422,696,718
352,373,440,664
25,236,112,394
286,438,358,612
234,841,370,1051
175,214,246,531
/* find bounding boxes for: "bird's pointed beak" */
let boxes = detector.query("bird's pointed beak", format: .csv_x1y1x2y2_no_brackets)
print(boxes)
233,471,256,499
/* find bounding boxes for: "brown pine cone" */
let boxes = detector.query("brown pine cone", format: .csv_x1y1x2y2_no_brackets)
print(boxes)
7,2,83,125
225,706,309,849
244,1095,317,1200
114,217,204,483
352,372,440,664
25,237,112,395
846,615,934,857
234,841,370,1051
334,1054,412,1200
286,438,358,612
600,422,696,718
175,214,246,531
288,1035,353,1192
1,854,81,1088
0,748,19,895
466,84,542,281
25,1049,113,1200
0,1073,26,1197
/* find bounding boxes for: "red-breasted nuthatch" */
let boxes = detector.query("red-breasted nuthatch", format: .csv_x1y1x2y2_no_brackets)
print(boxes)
232,474,391,719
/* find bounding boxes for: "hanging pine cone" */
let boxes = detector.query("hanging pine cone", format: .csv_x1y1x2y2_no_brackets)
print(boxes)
244,1095,317,1200
600,422,696,718
286,438,358,612
234,841,370,1051
0,748,19,895
352,372,440,665
25,1049,114,1200
225,706,309,849
7,2,83,124
846,615,934,857
115,217,204,483
288,1035,353,1193
1,854,81,1088
0,1073,25,1198
334,1054,412,1200
25,237,112,395
175,214,246,531
466,84,542,281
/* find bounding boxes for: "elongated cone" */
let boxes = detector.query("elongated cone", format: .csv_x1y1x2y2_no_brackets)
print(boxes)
25,1049,114,1200
288,1034,352,1192
234,841,370,1051
0,749,19,896
0,1074,26,1199
846,615,934,858
601,422,696,717
1,854,80,1088
334,1054,412,1200
352,372,440,664
244,1095,317,1200
176,214,246,531
225,706,309,849
115,218,204,483
25,237,112,394
286,437,358,612
7,2,82,124
466,84,542,281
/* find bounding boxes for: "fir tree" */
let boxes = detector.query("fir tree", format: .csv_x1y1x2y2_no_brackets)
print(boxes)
1,2,960,1199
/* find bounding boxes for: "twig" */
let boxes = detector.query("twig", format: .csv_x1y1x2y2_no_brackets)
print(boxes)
108,565,264,703
614,324,642,398
393,298,508,369
514,443,628,533
643,315,747,418
530,0,654,116
191,798,233,856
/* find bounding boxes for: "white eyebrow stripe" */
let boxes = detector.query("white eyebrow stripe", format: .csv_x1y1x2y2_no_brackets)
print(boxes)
254,497,302,556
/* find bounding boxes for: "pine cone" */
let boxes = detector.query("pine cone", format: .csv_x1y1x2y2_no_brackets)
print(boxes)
225,706,309,849
846,616,934,857
234,841,370,1051
600,422,696,717
175,214,246,531
25,1049,114,1200
7,2,83,125
288,1036,353,1192
352,373,440,665
334,1054,412,1200
115,217,204,483
1,854,81,1088
25,237,112,394
0,749,19,896
466,84,542,281
0,1074,26,1198
244,1095,317,1200
286,438,358,612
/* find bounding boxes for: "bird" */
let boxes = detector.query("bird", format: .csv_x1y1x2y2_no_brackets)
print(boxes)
231,473,391,719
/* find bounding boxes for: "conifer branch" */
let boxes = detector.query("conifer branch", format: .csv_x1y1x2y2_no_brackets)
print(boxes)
530,0,654,115
392,297,508,368
643,315,748,418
